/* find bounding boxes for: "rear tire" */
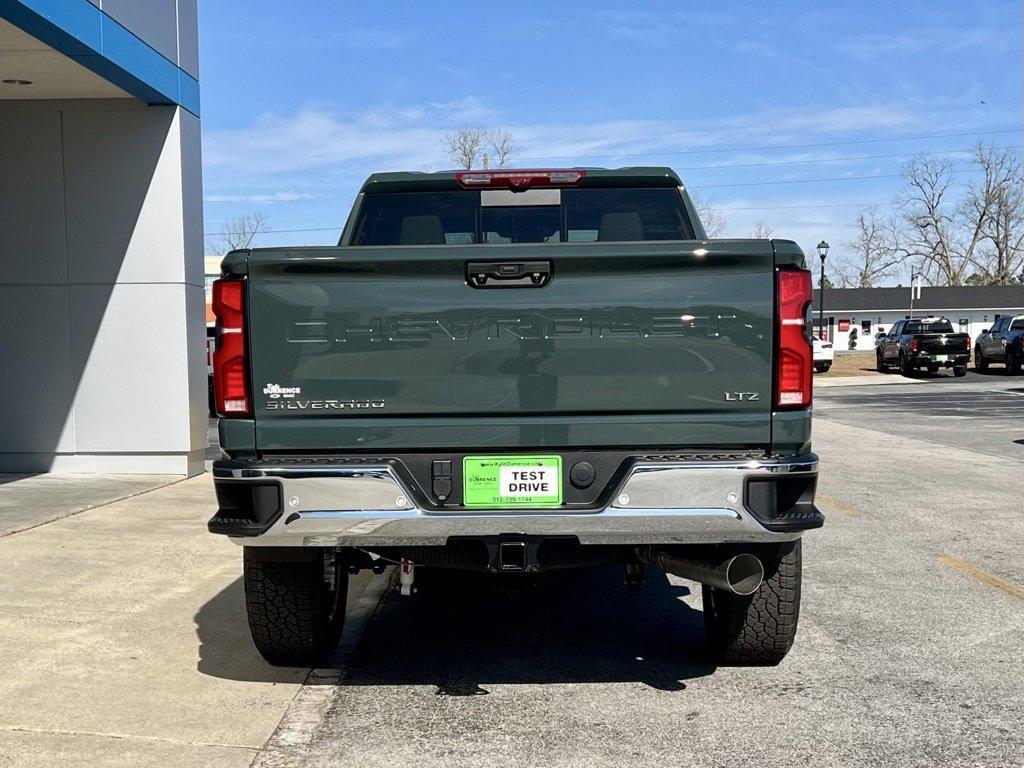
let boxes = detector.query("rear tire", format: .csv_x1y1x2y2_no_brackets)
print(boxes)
814,362,831,373
899,353,914,377
953,365,967,377
1007,352,1022,376
703,540,802,666
975,348,987,372
243,548,349,666
876,351,887,372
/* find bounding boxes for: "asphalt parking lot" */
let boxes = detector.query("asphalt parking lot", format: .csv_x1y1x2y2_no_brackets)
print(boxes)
3,376,1021,768
815,369,1024,460
254,373,1023,768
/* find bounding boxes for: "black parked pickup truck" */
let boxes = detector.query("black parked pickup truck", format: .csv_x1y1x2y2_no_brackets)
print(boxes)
207,167,822,668
974,315,1024,375
876,317,971,377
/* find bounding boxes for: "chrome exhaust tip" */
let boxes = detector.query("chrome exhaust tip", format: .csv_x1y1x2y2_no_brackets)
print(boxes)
720,553,764,596
637,549,764,595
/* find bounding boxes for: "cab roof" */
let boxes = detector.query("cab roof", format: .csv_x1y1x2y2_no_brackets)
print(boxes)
357,167,684,195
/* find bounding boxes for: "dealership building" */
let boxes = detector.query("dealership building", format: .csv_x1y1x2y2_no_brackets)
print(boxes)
812,285,1024,351
0,0,205,474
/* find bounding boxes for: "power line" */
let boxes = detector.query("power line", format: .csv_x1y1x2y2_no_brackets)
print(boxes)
202,126,1021,183
675,144,1021,172
203,165,978,206
204,226,339,237
515,127,1021,161
201,143,1020,198
202,153,996,235
716,202,883,211
695,167,981,190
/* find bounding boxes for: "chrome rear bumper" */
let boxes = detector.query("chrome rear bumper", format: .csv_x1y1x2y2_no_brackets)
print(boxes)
211,455,819,547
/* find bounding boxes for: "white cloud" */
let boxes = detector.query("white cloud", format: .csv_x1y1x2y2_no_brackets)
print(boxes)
837,27,1013,59
203,97,497,177
203,97,982,183
200,97,1005,287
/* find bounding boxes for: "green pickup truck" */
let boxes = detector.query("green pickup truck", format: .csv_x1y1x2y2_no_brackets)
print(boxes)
208,167,821,667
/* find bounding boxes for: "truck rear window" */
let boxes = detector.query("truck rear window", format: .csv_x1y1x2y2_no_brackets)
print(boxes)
350,188,695,245
904,320,954,334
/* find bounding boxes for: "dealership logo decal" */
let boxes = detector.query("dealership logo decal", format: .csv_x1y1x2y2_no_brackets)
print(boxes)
263,383,301,399
262,382,383,410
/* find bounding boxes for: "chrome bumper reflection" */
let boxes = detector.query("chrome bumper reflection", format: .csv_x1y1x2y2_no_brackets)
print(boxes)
216,455,817,547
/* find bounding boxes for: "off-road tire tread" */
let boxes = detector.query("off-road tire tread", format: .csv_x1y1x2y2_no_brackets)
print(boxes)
243,550,345,666
704,540,801,666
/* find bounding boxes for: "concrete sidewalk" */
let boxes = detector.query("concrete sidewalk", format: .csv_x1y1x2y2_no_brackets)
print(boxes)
0,473,365,768
814,373,928,388
0,474,179,538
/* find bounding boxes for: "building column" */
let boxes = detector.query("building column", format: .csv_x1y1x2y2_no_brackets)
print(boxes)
0,99,206,475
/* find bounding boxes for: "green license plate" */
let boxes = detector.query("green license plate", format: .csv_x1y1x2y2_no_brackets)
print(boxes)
934,354,949,362
463,455,562,508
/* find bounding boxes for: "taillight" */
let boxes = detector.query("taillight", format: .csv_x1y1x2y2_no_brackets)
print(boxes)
964,336,971,350
910,337,919,353
775,269,812,409
455,168,585,190
212,278,250,417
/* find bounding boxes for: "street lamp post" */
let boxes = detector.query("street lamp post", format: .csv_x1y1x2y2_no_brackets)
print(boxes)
817,240,830,340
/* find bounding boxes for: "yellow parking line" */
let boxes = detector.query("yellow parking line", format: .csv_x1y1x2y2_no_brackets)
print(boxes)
936,556,1024,601
817,494,861,517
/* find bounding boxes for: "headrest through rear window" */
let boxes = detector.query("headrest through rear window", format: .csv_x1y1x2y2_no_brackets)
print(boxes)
597,212,643,241
399,215,445,245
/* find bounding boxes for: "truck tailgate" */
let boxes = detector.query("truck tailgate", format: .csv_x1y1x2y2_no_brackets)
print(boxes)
245,241,775,451
917,333,970,354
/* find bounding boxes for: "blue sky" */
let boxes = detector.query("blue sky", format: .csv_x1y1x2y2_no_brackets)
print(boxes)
197,0,1021,279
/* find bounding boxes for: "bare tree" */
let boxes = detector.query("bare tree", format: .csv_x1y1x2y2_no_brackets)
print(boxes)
834,207,905,287
968,144,1024,284
895,155,982,286
441,127,487,170
486,129,515,168
692,193,726,237
442,127,517,170
205,212,270,256
748,222,774,239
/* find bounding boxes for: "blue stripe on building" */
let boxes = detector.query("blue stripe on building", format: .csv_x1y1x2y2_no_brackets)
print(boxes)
0,0,200,116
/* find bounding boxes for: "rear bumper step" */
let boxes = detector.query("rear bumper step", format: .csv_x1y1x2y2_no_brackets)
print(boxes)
209,454,821,546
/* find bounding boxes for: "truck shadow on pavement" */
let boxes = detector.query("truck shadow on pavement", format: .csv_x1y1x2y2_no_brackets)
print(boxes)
194,577,311,684
341,565,716,693
195,565,717,690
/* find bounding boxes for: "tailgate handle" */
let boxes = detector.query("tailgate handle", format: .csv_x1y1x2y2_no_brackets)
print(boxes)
467,260,551,288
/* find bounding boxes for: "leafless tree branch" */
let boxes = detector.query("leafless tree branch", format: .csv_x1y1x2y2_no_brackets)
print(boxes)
486,129,515,168
691,193,727,237
441,127,487,170
894,154,977,285
833,207,905,288
205,212,270,256
968,143,1024,284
